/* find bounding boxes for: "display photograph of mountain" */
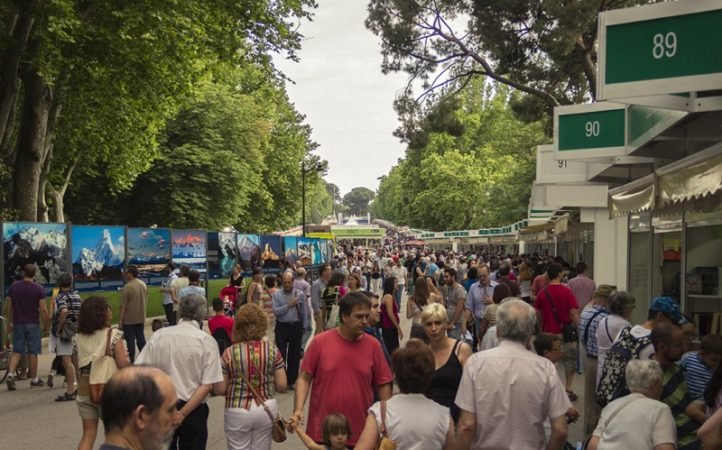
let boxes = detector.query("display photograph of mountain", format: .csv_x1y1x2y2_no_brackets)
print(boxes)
283,237,298,265
297,237,314,266
237,234,260,271
208,232,237,279
260,235,282,268
3,222,69,288
71,226,125,290
312,239,326,265
172,229,207,273
127,227,171,280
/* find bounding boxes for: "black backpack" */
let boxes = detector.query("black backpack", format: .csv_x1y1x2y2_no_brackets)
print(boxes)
212,328,232,355
596,326,652,407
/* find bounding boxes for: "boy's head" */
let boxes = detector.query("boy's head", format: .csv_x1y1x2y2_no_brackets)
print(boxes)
700,334,722,369
151,319,164,332
533,333,562,364
212,298,224,313
322,413,351,447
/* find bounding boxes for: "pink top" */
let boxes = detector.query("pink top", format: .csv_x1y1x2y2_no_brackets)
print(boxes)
567,274,596,310
380,295,399,329
455,340,571,450
300,329,393,446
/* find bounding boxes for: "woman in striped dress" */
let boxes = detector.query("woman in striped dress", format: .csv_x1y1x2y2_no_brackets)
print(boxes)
222,304,287,450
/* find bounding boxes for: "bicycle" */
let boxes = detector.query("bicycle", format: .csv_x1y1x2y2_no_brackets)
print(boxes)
0,314,10,383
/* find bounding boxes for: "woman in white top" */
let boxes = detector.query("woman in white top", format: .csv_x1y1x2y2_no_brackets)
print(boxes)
596,291,636,383
354,339,455,450
406,277,442,341
75,296,131,450
588,359,675,450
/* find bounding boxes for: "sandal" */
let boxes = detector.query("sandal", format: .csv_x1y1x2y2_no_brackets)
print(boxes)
55,391,76,402
566,390,578,401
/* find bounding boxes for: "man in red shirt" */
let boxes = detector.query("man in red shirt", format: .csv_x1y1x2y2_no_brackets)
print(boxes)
290,291,393,447
534,262,580,400
208,298,234,341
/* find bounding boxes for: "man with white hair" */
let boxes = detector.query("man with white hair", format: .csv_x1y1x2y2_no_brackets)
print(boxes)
455,299,571,450
587,359,676,450
137,294,225,450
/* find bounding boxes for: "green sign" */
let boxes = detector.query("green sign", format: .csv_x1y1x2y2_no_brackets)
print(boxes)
558,109,626,151
599,1,722,100
605,10,722,85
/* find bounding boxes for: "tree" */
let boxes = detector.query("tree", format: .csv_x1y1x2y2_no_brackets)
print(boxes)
342,187,376,217
0,0,316,221
373,80,547,230
365,0,659,116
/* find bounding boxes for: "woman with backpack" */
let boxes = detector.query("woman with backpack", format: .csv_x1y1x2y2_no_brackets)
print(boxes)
50,273,81,402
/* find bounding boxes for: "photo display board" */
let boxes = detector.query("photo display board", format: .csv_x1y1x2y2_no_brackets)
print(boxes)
237,234,260,271
3,222,69,292
171,229,207,275
208,232,237,279
127,227,171,285
260,235,282,269
71,225,125,292
283,237,298,265
297,237,314,266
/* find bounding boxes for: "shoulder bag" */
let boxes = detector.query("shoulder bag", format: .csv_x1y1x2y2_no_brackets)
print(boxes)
89,328,119,404
543,288,578,343
239,351,287,443
375,400,397,450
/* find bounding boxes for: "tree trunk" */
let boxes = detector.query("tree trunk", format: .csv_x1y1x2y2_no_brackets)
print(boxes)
0,4,34,146
37,96,61,222
13,67,53,221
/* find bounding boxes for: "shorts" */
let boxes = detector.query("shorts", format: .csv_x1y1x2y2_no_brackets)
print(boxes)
12,324,41,355
77,395,101,420
561,340,577,372
55,337,74,356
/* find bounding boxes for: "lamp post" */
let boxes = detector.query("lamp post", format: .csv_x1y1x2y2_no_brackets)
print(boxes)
301,161,325,236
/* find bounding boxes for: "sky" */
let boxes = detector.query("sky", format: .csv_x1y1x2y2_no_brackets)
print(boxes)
274,0,409,196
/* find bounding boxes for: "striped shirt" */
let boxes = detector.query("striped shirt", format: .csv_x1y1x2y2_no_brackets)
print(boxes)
661,363,700,450
578,305,608,358
222,340,285,409
680,351,714,400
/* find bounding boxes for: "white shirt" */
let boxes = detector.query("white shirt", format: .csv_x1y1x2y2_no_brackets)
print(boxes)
369,394,450,450
593,393,676,449
595,315,632,383
391,265,407,285
455,340,571,450
136,320,223,402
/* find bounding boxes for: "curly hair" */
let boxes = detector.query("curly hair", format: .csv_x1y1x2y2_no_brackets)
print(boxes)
233,304,267,342
78,296,110,335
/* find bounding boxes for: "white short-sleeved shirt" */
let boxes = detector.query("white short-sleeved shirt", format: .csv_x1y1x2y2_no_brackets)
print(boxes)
368,394,449,450
595,315,632,383
455,340,571,450
136,319,223,402
593,393,676,449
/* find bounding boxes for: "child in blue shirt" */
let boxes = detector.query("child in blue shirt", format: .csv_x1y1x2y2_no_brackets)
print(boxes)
680,334,722,400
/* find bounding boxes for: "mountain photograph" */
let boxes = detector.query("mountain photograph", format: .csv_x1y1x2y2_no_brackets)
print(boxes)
3,222,68,287
71,226,125,281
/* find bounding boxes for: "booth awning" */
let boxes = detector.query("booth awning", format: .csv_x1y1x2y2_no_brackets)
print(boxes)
608,173,655,218
657,144,722,208
520,222,555,235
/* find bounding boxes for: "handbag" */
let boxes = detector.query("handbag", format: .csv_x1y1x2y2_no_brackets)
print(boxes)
89,328,119,405
239,353,287,443
543,289,578,343
375,400,397,450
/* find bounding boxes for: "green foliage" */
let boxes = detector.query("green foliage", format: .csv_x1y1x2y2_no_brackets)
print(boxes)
342,187,376,217
373,81,548,230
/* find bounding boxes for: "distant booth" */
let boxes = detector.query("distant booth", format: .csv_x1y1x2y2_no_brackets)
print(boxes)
331,225,385,249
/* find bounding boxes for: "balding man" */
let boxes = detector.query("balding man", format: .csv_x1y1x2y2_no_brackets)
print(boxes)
456,299,571,450
99,366,180,450
273,271,307,389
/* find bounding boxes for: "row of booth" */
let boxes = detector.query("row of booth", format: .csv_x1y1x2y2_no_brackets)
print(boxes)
410,0,722,333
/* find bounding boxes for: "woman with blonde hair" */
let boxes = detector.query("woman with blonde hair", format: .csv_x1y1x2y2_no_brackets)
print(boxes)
222,304,288,450
421,303,471,423
407,276,441,341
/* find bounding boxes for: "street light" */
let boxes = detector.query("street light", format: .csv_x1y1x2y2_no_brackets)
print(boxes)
301,161,326,236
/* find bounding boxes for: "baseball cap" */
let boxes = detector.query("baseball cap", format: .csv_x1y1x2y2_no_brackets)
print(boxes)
650,296,687,325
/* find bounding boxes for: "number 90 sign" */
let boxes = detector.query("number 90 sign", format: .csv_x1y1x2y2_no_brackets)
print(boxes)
585,121,600,137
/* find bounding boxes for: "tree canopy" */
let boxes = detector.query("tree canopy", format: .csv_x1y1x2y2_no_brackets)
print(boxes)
371,81,548,230
342,187,376,217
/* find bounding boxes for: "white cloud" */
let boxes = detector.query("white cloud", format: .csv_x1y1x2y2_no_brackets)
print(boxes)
274,0,409,196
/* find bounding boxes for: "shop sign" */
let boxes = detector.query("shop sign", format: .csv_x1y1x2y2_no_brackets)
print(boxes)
536,145,589,183
554,103,627,160
598,0,722,100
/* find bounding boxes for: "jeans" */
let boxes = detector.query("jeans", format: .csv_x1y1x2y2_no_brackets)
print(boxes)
394,286,403,309
12,323,41,354
123,323,146,363
163,303,176,326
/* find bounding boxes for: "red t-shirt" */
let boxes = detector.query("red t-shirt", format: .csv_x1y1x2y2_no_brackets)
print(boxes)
300,329,393,446
208,315,234,340
534,283,579,334
531,274,549,296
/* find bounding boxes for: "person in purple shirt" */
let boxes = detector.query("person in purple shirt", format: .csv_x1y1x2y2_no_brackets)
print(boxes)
5,264,49,391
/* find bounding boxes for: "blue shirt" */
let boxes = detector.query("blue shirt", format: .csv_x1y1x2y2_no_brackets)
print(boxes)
680,351,714,400
272,288,306,327
466,280,497,319
578,305,608,358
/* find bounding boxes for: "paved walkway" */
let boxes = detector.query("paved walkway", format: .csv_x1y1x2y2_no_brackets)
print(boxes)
0,293,586,448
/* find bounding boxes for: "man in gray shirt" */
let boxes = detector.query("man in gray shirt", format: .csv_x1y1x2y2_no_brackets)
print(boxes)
273,271,306,388
440,268,467,340
311,265,331,335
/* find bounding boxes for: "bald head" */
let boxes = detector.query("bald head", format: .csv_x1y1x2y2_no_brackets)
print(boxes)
282,271,294,292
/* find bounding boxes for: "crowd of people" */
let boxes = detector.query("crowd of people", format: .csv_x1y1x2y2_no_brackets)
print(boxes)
5,244,722,450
